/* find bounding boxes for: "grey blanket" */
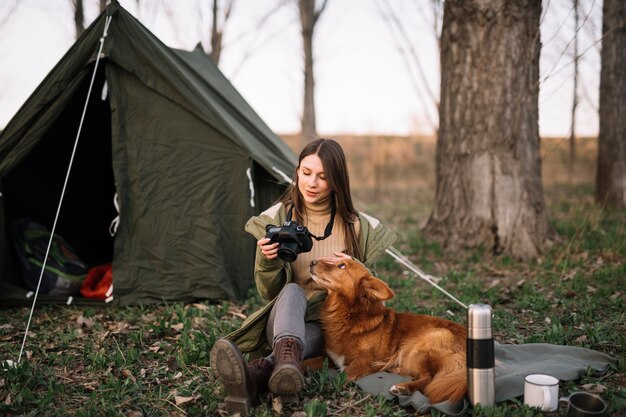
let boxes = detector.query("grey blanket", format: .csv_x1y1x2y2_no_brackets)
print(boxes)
356,343,616,416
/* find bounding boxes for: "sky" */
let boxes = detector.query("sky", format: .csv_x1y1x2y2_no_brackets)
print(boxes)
0,0,603,138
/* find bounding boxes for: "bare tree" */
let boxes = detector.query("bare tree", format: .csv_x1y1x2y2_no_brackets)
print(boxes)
375,0,440,132
209,0,235,65
569,0,579,182
595,0,626,209
0,1,19,30
299,0,328,143
70,0,85,39
227,0,291,77
423,0,548,259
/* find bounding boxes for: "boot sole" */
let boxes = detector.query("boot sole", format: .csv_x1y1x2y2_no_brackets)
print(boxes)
268,363,304,395
210,339,252,416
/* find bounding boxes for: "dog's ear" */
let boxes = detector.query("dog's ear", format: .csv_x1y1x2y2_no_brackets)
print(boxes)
362,276,394,301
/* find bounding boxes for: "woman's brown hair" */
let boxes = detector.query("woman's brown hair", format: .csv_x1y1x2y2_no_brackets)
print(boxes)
280,138,362,260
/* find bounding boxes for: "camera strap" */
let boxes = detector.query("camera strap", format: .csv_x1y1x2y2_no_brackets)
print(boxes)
286,203,336,241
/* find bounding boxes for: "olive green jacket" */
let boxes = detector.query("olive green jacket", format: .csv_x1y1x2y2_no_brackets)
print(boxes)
226,202,397,358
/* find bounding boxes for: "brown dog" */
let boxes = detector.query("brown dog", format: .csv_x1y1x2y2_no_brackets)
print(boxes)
310,257,467,404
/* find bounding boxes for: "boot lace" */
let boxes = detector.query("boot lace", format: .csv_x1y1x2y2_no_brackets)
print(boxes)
278,339,298,360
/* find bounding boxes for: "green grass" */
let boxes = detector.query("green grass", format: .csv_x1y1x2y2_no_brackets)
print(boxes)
1,183,624,416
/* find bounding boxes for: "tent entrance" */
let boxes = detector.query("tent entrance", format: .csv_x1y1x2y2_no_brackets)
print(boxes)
1,64,116,301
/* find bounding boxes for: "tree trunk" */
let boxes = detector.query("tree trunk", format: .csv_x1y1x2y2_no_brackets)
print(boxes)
72,0,85,39
423,0,548,259
299,0,327,144
100,0,108,13
210,0,223,64
569,0,579,183
595,0,626,209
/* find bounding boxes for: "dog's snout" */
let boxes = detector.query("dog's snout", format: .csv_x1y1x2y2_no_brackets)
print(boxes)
310,260,318,266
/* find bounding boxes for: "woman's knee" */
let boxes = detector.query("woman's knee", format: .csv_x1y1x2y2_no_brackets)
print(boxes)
279,282,306,300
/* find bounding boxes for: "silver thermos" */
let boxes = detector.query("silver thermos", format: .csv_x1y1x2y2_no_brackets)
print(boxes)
467,303,495,407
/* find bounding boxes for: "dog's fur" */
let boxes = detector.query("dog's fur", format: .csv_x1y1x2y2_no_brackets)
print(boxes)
310,257,467,404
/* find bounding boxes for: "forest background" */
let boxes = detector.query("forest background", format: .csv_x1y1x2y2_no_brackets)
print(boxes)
0,1,624,416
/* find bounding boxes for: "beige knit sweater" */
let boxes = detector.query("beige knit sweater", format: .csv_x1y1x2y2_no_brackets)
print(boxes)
291,202,351,299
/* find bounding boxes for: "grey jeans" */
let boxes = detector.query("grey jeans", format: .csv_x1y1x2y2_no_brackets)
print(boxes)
265,283,324,359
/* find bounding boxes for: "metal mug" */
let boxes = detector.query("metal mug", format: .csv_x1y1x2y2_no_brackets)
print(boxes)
559,392,607,417
524,374,559,411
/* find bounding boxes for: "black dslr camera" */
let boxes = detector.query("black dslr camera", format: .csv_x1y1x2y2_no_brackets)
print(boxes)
265,221,314,262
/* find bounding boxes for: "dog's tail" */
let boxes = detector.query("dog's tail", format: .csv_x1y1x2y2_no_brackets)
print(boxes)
424,354,467,404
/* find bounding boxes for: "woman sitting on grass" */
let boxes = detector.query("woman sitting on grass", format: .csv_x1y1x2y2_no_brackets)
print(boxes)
210,138,396,416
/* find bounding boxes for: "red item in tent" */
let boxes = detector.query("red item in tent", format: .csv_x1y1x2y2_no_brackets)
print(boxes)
80,264,113,300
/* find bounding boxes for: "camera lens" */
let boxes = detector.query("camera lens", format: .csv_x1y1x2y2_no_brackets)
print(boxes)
277,242,299,262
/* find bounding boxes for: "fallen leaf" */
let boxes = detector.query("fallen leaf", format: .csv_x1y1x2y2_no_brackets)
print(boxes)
581,383,606,394
230,312,247,320
192,317,209,327
488,279,501,289
170,323,184,332
272,396,283,413
126,411,142,417
77,315,94,328
191,303,209,311
122,368,136,382
228,304,248,320
174,395,195,406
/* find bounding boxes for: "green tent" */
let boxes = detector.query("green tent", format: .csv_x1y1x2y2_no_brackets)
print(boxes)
0,1,296,306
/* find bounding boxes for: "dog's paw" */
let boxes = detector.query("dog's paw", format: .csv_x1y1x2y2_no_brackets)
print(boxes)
345,373,359,382
389,384,409,396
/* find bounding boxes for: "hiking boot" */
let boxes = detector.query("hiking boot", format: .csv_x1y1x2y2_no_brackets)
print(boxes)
268,336,305,395
210,338,273,417
247,356,273,394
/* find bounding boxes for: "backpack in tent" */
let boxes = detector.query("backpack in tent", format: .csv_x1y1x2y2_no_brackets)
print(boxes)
10,218,88,295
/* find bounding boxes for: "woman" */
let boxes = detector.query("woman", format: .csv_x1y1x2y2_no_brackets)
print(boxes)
210,138,396,416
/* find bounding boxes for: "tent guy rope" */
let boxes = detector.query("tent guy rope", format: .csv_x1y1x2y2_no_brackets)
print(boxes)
385,245,469,310
16,15,114,364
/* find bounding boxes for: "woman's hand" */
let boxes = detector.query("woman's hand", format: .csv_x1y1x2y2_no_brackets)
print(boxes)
258,237,280,260
316,252,352,264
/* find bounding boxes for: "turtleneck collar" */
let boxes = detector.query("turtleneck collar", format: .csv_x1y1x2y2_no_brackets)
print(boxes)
303,195,333,216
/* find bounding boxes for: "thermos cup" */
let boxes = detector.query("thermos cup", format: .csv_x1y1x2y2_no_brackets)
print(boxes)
467,303,495,407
